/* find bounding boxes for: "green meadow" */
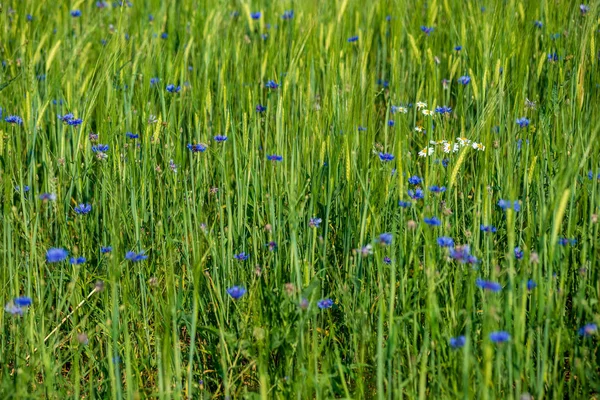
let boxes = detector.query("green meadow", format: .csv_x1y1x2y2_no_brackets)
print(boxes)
1,0,599,398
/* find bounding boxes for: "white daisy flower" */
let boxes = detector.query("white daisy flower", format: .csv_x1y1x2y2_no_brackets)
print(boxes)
416,101,427,110
418,146,434,157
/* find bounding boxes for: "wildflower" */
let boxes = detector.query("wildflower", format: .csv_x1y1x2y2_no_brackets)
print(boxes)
267,241,277,251
74,203,92,214
480,225,497,233
383,256,392,264
317,298,334,309
214,135,228,143
516,117,530,128
358,126,367,132
234,252,249,261
126,132,139,139
347,36,359,42
46,248,68,263
414,126,424,133
489,331,511,343
442,158,450,167
67,118,83,126
408,188,424,200
265,80,279,89
514,247,524,260
358,244,373,257
547,53,558,62
476,278,502,292
437,236,454,248
424,217,441,226
420,26,434,35
457,76,471,85
227,286,247,300
71,10,82,17
378,152,394,162
527,279,537,290
266,154,283,161
160,32,168,39
299,298,309,310
377,79,389,88
379,233,393,245
392,106,408,114
125,251,148,262
578,323,597,337
398,200,412,208
418,147,434,157
282,10,294,20
435,106,452,114
534,20,543,28
70,256,86,265
5,297,32,316
15,185,30,193
429,185,447,194
580,4,590,14
92,144,109,153
14,297,32,307
422,109,434,116
39,193,57,201
388,120,395,127
166,84,181,93
472,142,485,151
408,175,422,185
5,115,23,125
27,14,33,21
250,12,261,19
450,245,478,264
415,101,427,109
454,45,462,51
309,217,322,228
450,336,466,349
101,246,113,254
256,104,266,112
187,143,207,153
498,199,520,211
558,238,577,246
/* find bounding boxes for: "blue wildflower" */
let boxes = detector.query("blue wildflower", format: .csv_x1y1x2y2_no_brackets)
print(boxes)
424,217,441,226
227,286,247,300
347,36,359,42
383,256,392,264
187,143,207,153
379,233,393,245
46,248,68,263
150,77,159,86
578,323,597,337
435,106,452,114
476,278,502,292
457,76,471,85
514,247,524,260
267,241,277,251
27,14,33,21
101,246,113,254
74,204,92,214
516,117,530,128
125,251,148,262
441,159,449,168
15,185,31,193
214,135,228,143
161,32,168,39
580,4,590,14
266,154,283,161
480,225,497,233
558,238,577,246
547,52,558,62
309,217,322,228
67,118,83,126
39,193,57,201
534,20,543,28
5,115,23,125
437,236,454,248
408,188,424,200
282,10,294,20
70,256,86,265
498,199,520,211
234,252,249,261
489,331,511,343
71,10,82,17
317,298,334,309
420,26,434,35
126,132,139,139
527,279,537,290
449,245,478,264
92,144,109,152
379,152,394,162
450,336,466,349
250,12,261,20
398,200,412,208
265,80,279,89
454,45,462,51
429,185,446,194
377,79,389,88
14,297,32,307
358,126,367,132
256,104,266,112
388,120,395,127
408,175,422,185
166,84,181,93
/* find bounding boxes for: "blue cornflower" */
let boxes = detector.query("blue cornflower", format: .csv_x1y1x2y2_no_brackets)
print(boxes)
424,217,441,226
450,336,466,349
39,193,56,201
267,241,277,251
388,120,395,127
150,77,159,86
187,143,207,153
67,118,83,126
92,144,109,152
309,217,322,228
27,14,33,21
317,298,334,309
489,331,511,343
435,106,452,114
516,117,530,128
125,251,148,262
398,200,412,208
558,237,577,246
256,104,266,112
101,246,113,254
70,256,86,265
46,248,68,263
429,185,446,194
71,10,82,17
266,154,283,161
378,152,394,162
358,126,367,132
580,4,590,14
383,256,392,264
480,225,497,233
126,132,139,139
377,79,389,88
476,278,502,292
534,20,543,28
15,185,31,193
227,286,247,300
437,236,454,248
408,176,422,185
547,52,558,62
74,203,92,215
265,80,279,89
498,199,520,211
408,188,424,200
5,115,23,125
441,159,450,168
527,279,537,290
347,36,359,42
457,76,471,85
454,45,462,51
250,12,261,19
379,233,393,245
420,26,434,35
4,301,25,315
214,135,228,143
14,297,33,307
166,84,181,93
234,252,249,261
97,1,109,8
282,10,294,20
449,245,478,264
578,323,597,337
514,247,524,260
161,32,168,39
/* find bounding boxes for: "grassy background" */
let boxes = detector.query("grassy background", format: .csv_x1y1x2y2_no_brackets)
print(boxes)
1,0,599,398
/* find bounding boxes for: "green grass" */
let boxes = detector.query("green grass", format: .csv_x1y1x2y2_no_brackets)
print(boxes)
1,0,600,398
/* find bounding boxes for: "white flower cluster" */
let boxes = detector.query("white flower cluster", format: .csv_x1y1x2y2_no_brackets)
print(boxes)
418,137,485,157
